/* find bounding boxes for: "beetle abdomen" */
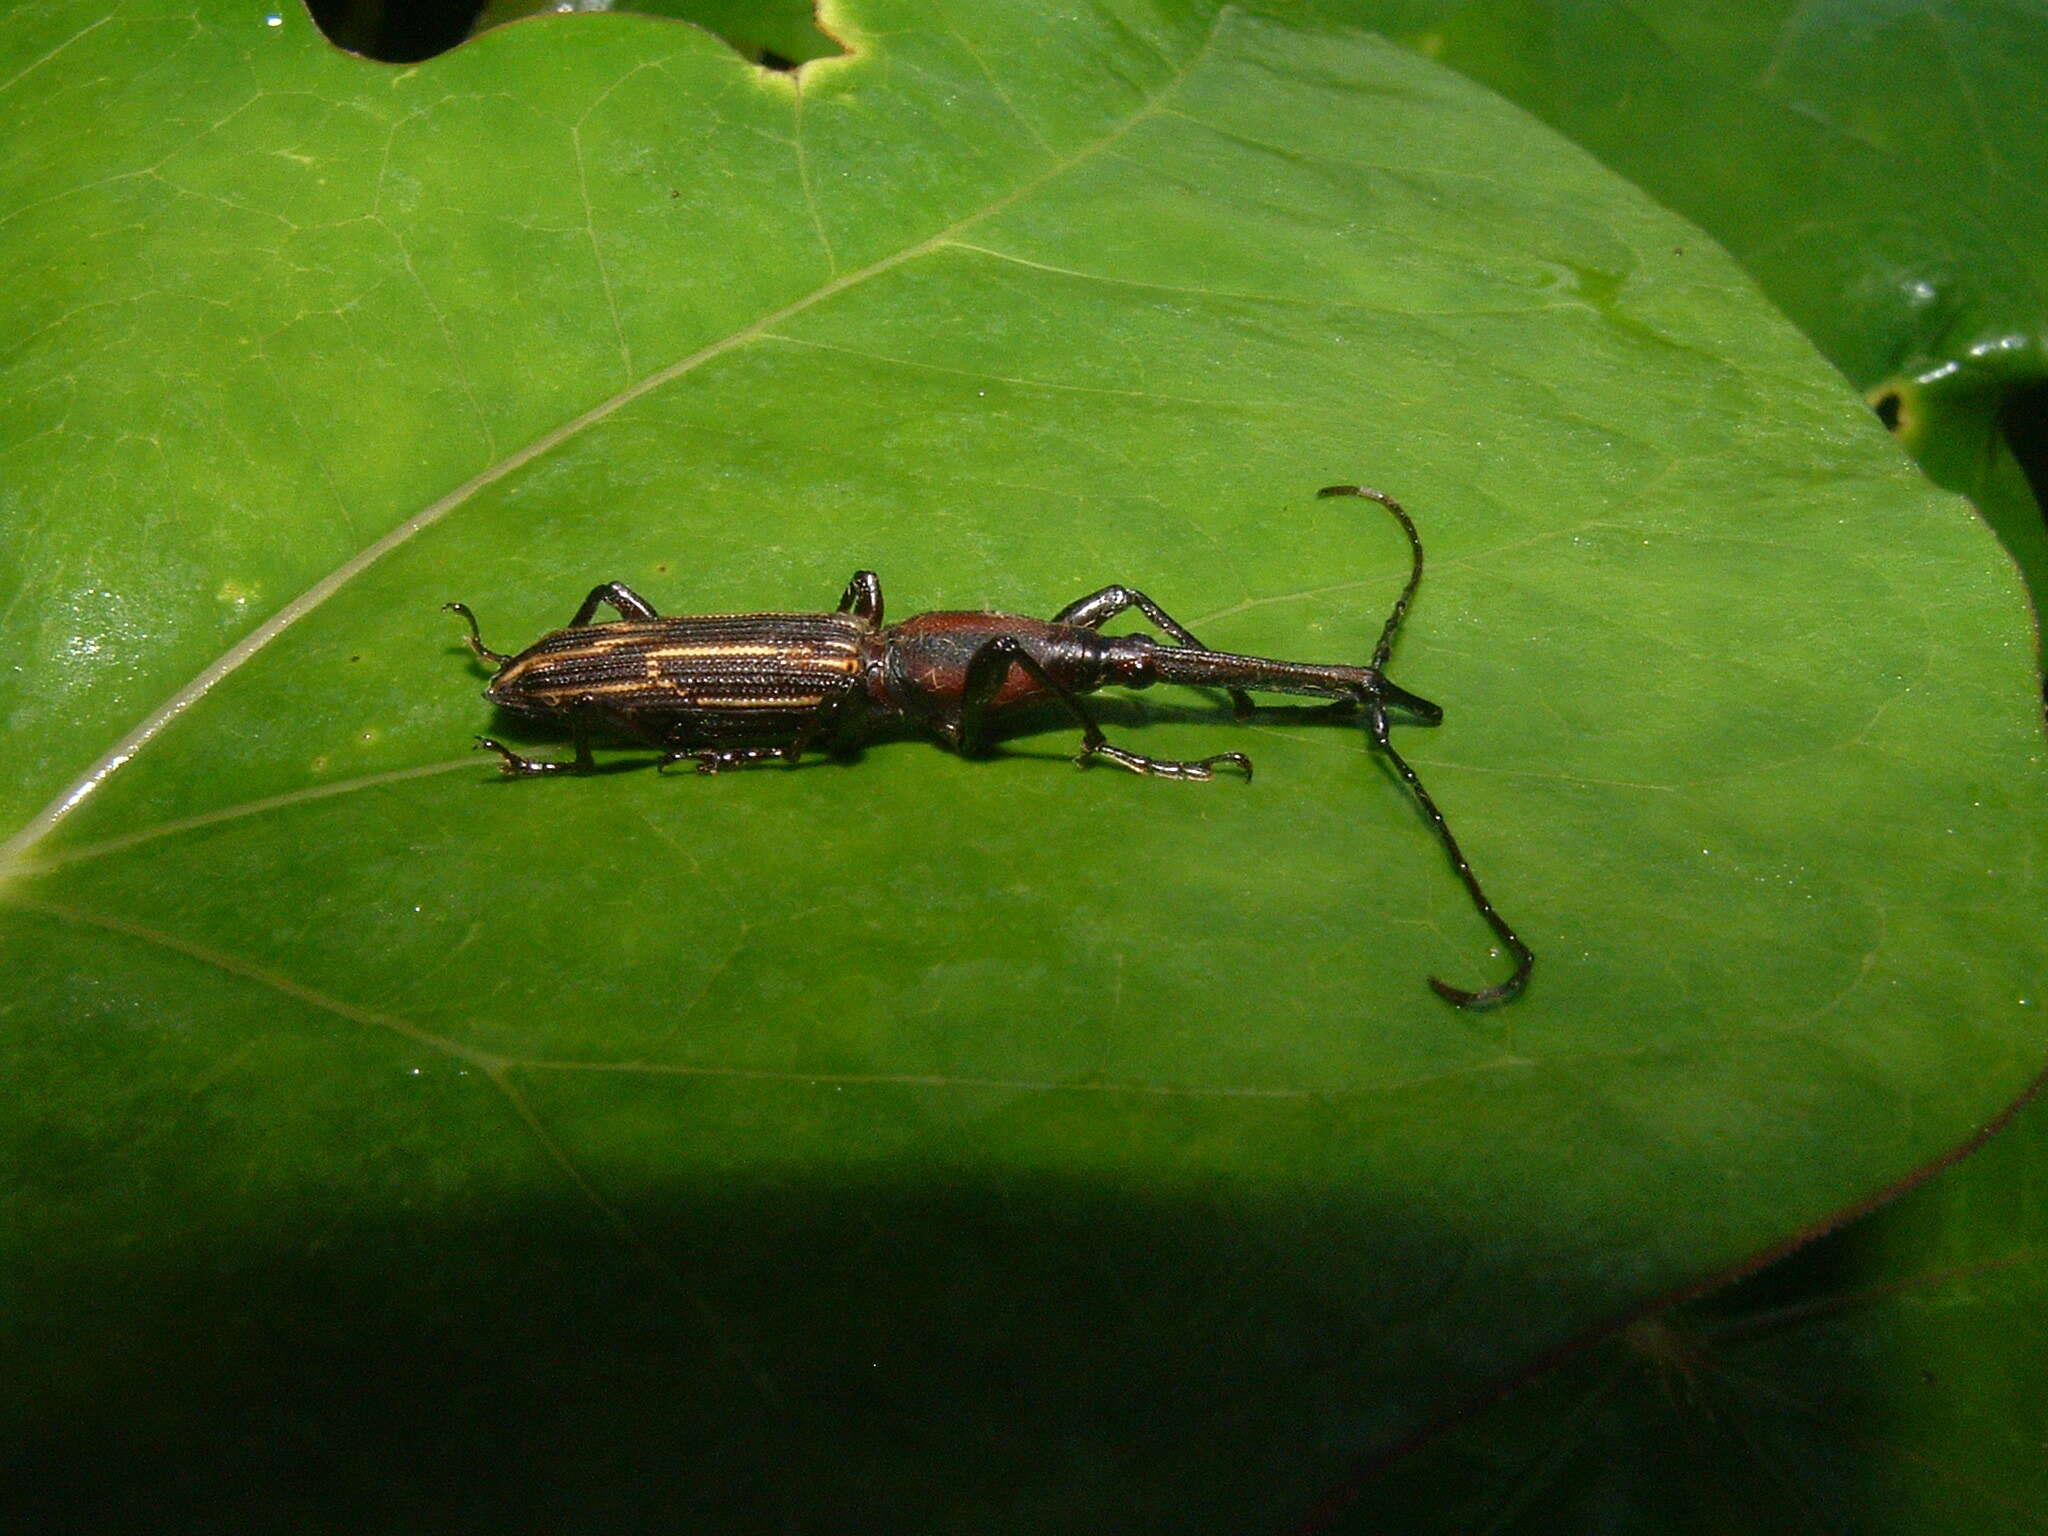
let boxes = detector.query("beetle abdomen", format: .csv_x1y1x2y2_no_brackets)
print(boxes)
489,612,864,720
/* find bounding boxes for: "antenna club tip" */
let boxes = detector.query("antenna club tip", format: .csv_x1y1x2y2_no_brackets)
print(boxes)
1428,957,1534,1011
1429,975,1496,1010
1316,483,1397,506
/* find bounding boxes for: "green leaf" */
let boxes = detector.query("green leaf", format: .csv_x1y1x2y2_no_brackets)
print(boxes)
1332,1085,2048,1534
1309,0,2048,616
4,3,2043,1529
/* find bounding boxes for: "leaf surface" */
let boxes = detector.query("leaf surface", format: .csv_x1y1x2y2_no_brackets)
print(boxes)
3,2,2045,1528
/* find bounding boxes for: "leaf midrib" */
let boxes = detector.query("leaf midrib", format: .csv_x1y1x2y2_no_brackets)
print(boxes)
0,9,1229,872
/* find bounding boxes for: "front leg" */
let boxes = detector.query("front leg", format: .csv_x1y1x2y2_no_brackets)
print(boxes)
950,636,1251,782
1052,585,1254,719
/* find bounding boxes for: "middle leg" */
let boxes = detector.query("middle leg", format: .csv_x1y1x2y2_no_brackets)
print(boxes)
658,705,836,775
836,570,884,624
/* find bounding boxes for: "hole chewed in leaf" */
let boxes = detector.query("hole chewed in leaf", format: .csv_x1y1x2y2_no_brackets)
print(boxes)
308,0,845,68
304,0,481,61
1866,378,1918,442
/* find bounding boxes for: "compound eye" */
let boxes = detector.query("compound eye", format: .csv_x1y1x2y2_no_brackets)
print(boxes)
1109,643,1158,688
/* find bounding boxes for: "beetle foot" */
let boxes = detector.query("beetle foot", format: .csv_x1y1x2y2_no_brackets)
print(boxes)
668,747,794,775
1078,743,1254,782
476,736,568,776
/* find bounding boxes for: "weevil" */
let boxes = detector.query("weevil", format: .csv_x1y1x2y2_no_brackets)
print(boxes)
445,486,1533,1006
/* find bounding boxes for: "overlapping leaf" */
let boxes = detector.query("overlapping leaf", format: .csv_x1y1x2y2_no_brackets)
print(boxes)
1316,0,2048,613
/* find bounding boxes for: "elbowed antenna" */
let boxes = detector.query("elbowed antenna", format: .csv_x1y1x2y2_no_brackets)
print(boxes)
1368,702,1534,1007
1317,485,1423,674
1320,485,1534,1008
443,602,510,667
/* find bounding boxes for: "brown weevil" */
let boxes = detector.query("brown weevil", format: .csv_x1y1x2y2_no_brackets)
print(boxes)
446,486,1533,1006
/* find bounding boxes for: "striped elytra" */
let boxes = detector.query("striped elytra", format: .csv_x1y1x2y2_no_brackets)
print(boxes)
488,612,866,719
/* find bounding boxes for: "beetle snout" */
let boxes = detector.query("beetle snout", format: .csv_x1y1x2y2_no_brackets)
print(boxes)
1373,676,1443,726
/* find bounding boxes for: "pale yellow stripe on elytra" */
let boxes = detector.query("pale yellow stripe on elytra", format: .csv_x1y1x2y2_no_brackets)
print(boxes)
503,637,630,682
542,682,828,708
644,643,858,669
542,636,635,657
533,679,657,700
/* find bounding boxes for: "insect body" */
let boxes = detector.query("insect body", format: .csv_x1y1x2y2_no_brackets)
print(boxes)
446,487,1533,1007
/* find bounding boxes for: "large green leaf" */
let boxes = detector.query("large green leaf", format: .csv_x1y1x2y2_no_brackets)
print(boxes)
1271,6,2048,1520
4,2,2044,1528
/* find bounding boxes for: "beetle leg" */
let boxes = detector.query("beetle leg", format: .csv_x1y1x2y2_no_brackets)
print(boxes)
657,709,831,775
443,602,510,666
662,734,810,775
837,570,884,625
569,581,660,626
1052,585,1254,719
671,745,799,775
478,691,615,776
476,731,596,776
949,636,1252,782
